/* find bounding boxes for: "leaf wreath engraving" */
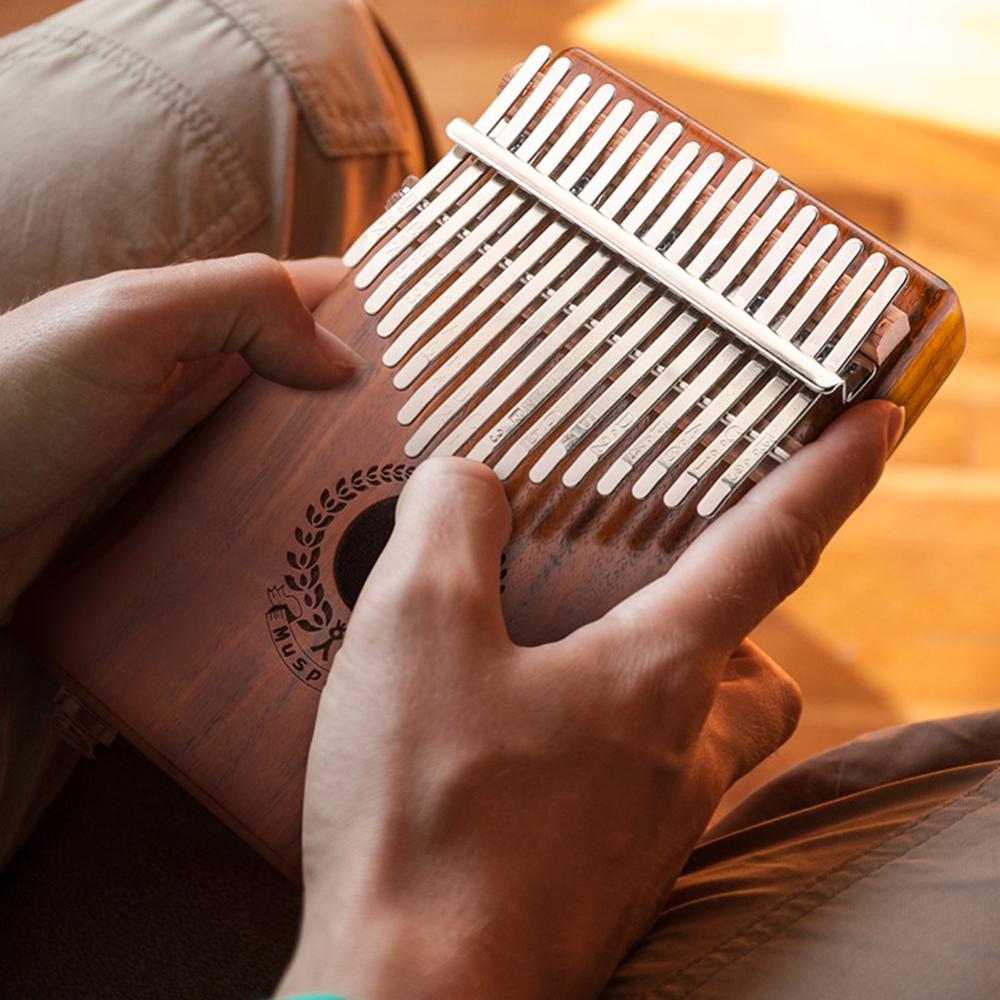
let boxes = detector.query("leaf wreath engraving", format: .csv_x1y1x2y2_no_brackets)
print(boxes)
282,464,414,661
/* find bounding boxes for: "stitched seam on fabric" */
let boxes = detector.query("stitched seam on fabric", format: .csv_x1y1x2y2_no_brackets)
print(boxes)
197,0,402,157
631,767,1000,1000
25,22,266,261
37,23,261,260
0,30,64,77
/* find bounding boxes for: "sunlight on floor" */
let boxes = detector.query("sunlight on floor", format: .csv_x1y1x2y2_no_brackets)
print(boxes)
571,0,1000,137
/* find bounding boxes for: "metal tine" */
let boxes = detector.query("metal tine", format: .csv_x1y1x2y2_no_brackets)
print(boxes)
474,283,658,467
593,333,738,496
776,238,863,339
493,298,676,482
653,215,841,505
665,159,754,263
356,57,572,294
429,142,721,460
525,168,779,485
632,225,861,499
632,230,862,499
753,223,838,326
401,127,695,457
824,266,908,371
640,152,725,249
666,250,888,515
689,169,780,278
575,329,718,491
582,327,731,495
549,311,699,485
696,390,811,517
376,76,615,346
706,188,797,293
398,240,606,426
396,120,676,436
622,141,701,234
601,344,743,495
519,159,748,483
663,375,788,509
728,206,819,308
636,207,818,501
449,118,841,395
424,269,647,460
394,109,661,401
401,245,609,457
798,253,887,356
494,296,674,478
362,62,584,311
697,263,906,518
526,167,778,486
631,359,765,499
598,121,686,219
579,110,661,206
343,45,551,268
471,119,714,465
381,87,627,365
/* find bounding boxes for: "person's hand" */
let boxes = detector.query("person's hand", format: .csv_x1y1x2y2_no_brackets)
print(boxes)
0,254,356,613
278,400,903,1000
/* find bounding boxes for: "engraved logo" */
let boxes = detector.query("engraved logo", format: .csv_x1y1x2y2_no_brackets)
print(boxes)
265,464,414,691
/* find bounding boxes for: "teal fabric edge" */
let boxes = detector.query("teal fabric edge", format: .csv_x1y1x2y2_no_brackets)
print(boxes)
281,995,348,999
279,994,348,1000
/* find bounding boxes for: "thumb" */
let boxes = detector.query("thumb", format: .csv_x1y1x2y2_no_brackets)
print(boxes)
18,253,365,392
150,254,365,388
581,400,902,671
359,457,513,632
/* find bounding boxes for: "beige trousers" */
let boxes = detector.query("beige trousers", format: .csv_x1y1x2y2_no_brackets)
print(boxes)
0,2,997,998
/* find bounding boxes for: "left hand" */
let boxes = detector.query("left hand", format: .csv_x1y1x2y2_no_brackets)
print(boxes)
0,253,355,613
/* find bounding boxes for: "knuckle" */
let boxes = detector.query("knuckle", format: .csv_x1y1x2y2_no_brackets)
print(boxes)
768,503,828,593
71,269,144,319
600,619,716,725
736,647,804,751
379,559,490,625
409,456,503,499
765,661,804,744
232,253,297,302
234,251,286,282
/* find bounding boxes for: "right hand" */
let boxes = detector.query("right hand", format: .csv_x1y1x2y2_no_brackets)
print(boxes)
280,400,902,999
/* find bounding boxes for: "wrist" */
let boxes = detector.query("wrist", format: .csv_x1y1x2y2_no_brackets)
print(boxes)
278,903,482,1000
278,891,562,1000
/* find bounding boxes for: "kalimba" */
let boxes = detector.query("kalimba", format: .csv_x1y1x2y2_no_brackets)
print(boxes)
18,46,963,876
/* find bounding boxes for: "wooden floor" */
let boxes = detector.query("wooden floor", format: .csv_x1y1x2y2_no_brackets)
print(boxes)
4,1,999,799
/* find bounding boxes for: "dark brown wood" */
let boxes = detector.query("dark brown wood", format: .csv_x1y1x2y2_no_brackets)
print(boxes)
15,48,964,879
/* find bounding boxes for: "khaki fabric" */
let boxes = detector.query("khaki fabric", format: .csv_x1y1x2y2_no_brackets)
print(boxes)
605,713,1000,1000
0,0,427,311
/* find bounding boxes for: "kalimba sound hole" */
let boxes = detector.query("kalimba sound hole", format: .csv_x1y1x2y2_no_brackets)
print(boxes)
333,495,399,610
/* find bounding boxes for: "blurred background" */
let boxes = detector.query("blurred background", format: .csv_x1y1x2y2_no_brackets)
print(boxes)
3,0,999,802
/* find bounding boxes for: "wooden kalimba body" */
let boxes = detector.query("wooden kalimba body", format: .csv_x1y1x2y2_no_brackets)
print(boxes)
18,46,963,877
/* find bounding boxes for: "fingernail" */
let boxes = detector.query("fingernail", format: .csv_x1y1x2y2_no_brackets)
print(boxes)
315,321,366,371
884,403,906,454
